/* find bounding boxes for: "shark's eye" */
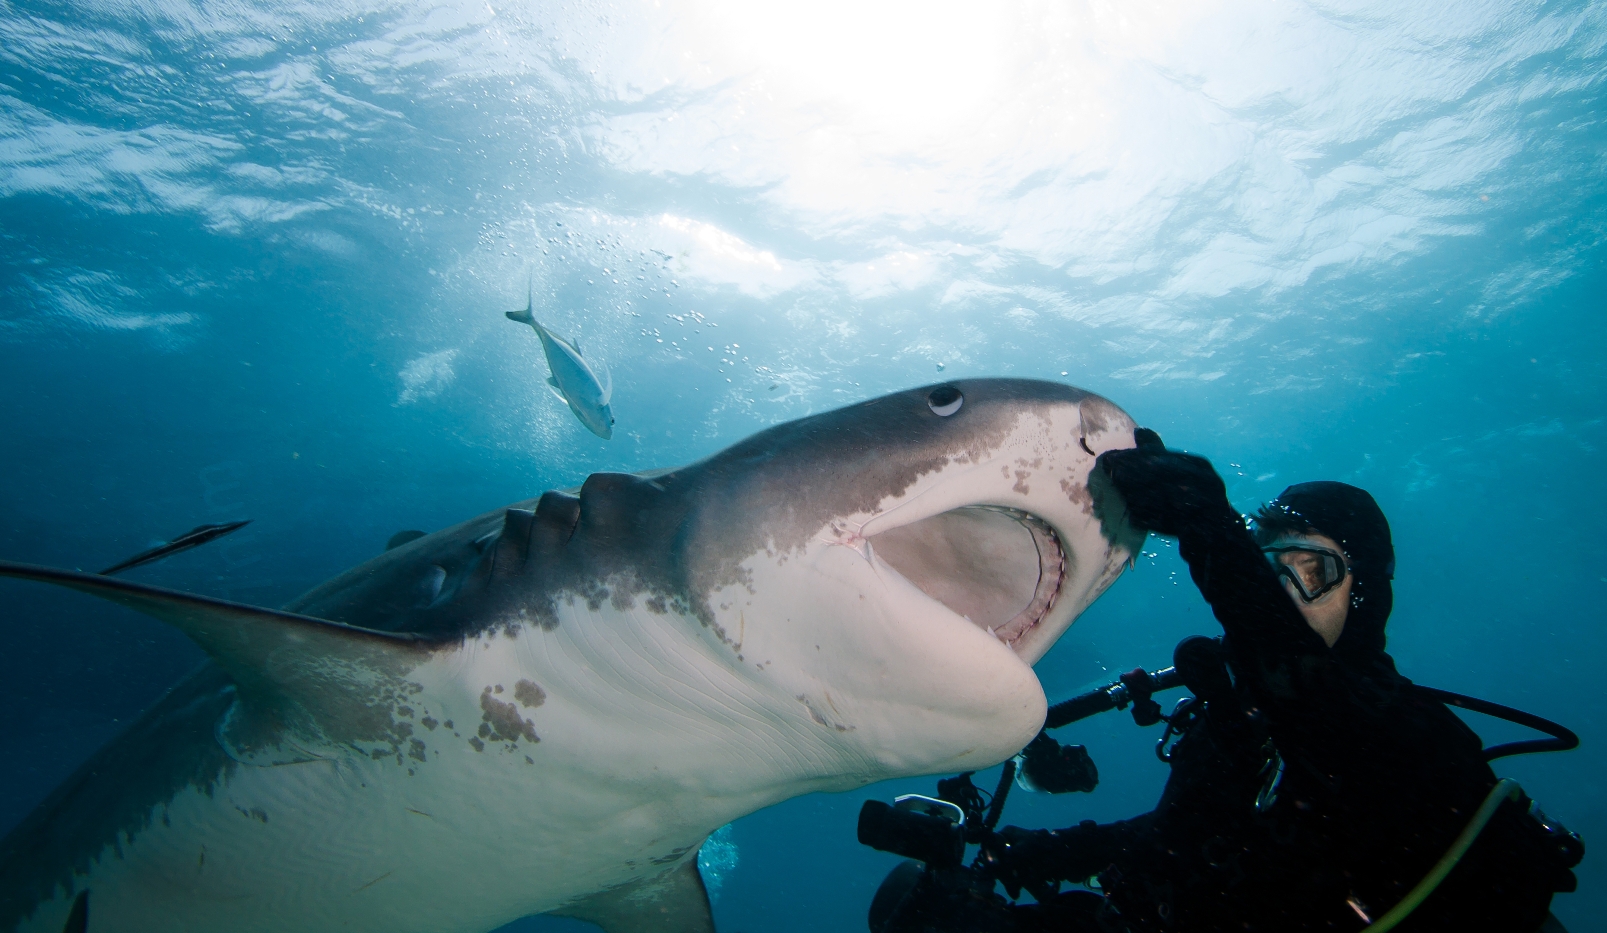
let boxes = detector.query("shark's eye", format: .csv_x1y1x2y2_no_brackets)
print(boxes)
927,385,963,416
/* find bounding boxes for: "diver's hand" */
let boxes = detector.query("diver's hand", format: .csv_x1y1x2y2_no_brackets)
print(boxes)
985,822,1115,900
1096,431,1232,537
983,826,1064,902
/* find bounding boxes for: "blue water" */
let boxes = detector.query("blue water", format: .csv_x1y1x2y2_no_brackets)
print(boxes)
1,1,1603,930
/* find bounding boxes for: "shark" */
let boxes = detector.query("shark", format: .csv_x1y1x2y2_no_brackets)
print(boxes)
0,379,1145,933
507,286,615,439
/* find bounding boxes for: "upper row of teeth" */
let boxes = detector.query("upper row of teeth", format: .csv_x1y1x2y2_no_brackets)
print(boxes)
993,509,1066,646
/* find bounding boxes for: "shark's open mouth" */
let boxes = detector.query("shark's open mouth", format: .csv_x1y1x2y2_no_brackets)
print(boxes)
869,506,1067,651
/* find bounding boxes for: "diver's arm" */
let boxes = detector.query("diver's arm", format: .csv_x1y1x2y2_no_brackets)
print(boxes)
1096,442,1329,694
1171,502,1331,687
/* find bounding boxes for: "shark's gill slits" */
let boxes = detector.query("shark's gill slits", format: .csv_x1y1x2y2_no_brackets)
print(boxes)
869,506,1066,651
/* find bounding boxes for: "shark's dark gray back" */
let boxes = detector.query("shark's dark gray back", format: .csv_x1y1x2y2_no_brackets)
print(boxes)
288,379,1110,640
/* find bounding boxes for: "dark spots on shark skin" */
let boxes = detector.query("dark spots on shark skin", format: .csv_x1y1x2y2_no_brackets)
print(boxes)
1014,470,1032,495
235,806,269,824
397,706,414,718
651,845,693,865
480,686,539,743
1061,475,1093,513
354,871,392,893
525,755,535,765
409,739,427,762
469,737,485,752
493,684,504,694
796,694,856,732
443,720,454,730
514,679,546,708
644,595,667,614
421,716,439,730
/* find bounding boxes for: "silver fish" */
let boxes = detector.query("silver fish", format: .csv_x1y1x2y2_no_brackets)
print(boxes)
507,285,614,439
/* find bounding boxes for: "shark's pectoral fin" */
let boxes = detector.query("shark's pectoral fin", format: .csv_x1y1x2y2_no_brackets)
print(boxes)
552,860,714,933
547,375,570,403
0,562,434,761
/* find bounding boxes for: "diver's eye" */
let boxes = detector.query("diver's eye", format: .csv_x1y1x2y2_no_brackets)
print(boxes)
927,385,963,416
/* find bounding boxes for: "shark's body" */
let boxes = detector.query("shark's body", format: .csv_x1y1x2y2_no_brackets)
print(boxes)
0,379,1144,933
507,290,614,439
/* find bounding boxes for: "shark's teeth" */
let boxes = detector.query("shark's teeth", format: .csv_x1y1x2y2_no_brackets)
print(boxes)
982,509,1065,650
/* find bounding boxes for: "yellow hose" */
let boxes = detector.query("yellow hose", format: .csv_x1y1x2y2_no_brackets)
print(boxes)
1366,778,1523,931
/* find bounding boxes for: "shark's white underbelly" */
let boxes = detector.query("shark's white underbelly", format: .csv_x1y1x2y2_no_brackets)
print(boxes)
11,604,833,933
15,736,729,933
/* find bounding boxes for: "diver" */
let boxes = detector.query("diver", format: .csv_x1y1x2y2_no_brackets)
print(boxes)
975,431,1583,932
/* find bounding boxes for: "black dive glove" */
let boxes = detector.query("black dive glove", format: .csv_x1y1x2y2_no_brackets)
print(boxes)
983,823,1110,901
1096,428,1234,537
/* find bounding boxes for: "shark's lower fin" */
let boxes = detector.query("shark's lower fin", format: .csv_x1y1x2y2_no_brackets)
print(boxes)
551,859,714,933
506,307,535,325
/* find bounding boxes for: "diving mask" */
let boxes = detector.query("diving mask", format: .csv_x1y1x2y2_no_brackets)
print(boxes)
1262,545,1349,603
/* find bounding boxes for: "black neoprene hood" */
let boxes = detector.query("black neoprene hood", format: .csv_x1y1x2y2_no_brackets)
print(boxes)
1265,481,1396,659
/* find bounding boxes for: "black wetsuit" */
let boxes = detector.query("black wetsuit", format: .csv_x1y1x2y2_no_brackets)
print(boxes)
1002,458,1577,932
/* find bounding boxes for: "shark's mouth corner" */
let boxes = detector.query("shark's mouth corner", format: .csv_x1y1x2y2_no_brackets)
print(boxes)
868,506,1067,655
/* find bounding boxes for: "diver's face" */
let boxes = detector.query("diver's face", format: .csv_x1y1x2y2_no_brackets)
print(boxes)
1269,531,1351,648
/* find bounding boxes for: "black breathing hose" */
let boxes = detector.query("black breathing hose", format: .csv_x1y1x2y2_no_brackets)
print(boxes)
1409,686,1579,760
1042,666,1576,762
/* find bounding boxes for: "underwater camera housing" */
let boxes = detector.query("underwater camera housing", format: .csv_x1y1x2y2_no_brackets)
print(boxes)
857,795,968,868
859,793,1020,933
